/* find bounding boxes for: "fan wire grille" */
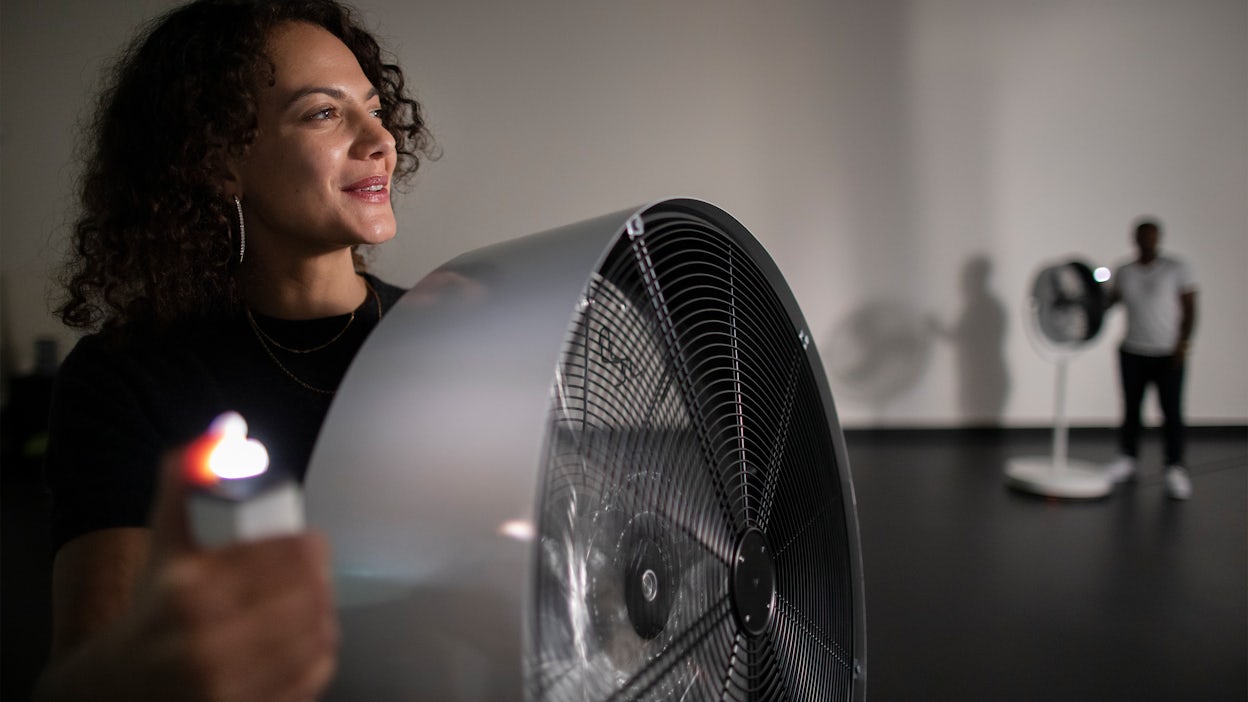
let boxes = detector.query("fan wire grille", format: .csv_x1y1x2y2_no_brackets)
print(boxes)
532,206,857,700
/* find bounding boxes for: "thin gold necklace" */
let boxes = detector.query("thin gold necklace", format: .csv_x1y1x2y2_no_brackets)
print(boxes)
248,307,354,354
247,280,382,395
251,323,336,395
247,280,380,353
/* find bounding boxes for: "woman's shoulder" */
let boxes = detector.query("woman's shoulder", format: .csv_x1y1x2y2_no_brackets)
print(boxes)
59,315,241,381
59,330,147,378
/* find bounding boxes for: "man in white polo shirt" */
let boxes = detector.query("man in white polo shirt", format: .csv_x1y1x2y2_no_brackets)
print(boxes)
1103,218,1198,499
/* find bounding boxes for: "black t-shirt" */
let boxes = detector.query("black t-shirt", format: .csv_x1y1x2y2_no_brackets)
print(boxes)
44,274,405,552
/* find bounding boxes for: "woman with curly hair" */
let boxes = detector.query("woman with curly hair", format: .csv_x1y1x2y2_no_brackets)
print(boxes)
36,1,434,698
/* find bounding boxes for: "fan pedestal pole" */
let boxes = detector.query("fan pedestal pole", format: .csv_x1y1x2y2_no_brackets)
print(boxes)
1005,358,1112,499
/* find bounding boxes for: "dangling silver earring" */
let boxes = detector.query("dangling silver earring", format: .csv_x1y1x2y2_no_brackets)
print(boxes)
233,196,246,263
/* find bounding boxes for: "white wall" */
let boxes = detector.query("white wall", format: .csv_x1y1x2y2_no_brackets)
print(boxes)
2,0,1245,427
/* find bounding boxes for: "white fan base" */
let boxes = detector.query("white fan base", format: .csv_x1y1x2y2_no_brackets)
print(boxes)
1004,456,1113,499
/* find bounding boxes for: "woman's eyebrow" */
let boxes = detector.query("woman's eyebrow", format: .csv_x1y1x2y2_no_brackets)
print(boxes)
284,85,380,109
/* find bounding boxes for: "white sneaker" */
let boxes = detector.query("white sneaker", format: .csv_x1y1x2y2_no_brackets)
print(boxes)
1165,466,1192,500
1103,455,1136,483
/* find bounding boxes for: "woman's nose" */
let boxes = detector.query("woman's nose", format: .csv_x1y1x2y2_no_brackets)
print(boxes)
353,112,396,161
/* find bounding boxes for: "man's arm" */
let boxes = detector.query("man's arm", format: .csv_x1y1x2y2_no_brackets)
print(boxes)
1103,275,1121,309
1174,290,1197,364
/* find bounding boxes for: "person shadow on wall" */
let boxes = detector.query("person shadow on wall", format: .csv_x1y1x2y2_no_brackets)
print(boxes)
931,254,1010,427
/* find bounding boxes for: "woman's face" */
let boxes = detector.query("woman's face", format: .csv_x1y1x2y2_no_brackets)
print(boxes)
229,21,398,262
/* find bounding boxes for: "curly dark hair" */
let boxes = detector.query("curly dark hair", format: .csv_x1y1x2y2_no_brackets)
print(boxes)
58,0,435,335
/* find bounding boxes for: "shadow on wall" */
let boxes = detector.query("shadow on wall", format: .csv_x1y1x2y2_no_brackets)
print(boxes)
931,254,1010,426
824,297,935,414
823,254,1009,424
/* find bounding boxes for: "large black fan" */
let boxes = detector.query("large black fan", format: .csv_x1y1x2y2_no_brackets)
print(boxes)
305,198,867,700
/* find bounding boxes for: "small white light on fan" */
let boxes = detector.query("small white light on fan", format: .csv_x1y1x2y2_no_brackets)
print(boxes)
1093,267,1111,283
499,519,535,541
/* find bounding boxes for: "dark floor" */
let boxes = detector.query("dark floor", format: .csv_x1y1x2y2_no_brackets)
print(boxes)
847,426,1247,702
3,427,1245,700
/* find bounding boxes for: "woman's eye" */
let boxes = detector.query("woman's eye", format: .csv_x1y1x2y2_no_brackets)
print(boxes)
308,107,336,121
370,107,385,119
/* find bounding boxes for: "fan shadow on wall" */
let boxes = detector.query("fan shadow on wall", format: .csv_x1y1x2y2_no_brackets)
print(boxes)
824,298,934,412
824,255,1008,424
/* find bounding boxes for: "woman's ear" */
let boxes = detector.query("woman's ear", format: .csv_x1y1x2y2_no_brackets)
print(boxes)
215,144,247,200
219,160,243,201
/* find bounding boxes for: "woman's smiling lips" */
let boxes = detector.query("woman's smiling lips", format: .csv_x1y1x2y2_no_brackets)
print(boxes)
342,175,389,203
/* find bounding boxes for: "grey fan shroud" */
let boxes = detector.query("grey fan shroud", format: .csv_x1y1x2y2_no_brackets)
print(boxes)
304,198,867,700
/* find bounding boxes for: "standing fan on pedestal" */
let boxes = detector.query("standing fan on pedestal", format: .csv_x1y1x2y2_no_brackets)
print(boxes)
304,198,866,700
1005,259,1112,499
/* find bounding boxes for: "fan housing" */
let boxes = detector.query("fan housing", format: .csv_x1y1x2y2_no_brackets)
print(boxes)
305,198,867,700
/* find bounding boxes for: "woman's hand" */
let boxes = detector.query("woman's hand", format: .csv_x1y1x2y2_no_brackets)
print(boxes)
36,447,339,702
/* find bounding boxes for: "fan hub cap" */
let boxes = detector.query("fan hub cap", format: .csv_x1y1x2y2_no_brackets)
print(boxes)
640,568,659,602
731,528,777,636
622,516,675,639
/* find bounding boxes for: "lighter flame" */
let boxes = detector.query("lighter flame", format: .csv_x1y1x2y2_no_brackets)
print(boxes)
206,412,269,479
